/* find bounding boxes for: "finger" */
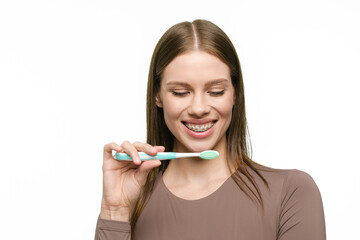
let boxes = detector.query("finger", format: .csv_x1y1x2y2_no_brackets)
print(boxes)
154,146,165,152
121,141,141,165
104,142,122,157
138,160,161,175
133,141,159,156
132,143,166,155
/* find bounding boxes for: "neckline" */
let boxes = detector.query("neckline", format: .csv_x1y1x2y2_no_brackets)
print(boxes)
159,171,234,203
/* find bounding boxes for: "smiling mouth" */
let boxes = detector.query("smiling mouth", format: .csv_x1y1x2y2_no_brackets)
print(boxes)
181,121,217,132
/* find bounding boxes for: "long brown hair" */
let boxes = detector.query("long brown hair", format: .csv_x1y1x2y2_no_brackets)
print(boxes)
130,19,268,238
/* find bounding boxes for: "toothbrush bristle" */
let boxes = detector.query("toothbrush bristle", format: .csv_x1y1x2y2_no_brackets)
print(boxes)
199,150,219,160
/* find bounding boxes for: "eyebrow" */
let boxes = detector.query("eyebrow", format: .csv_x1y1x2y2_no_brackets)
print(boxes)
166,78,230,88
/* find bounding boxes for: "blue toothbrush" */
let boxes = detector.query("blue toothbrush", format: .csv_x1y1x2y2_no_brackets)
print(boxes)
114,150,219,161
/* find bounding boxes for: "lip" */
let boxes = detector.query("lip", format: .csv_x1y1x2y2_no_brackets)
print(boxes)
181,118,217,124
182,120,216,139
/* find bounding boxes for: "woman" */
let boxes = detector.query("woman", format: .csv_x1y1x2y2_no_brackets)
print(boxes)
95,19,326,240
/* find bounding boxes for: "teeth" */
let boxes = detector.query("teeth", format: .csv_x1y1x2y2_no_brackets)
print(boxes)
184,121,215,132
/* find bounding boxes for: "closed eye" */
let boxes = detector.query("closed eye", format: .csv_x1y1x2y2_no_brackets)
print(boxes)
171,91,189,96
171,90,225,96
209,90,225,96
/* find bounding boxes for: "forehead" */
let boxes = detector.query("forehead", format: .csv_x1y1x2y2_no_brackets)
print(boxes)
161,51,231,86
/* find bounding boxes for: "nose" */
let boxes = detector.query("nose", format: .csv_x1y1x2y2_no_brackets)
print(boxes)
187,92,211,117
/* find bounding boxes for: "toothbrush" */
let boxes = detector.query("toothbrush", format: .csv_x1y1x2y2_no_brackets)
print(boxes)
114,150,219,161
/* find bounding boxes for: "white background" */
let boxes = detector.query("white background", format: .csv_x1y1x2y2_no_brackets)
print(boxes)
0,0,359,239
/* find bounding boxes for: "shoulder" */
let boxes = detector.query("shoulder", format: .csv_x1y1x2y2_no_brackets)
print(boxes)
262,168,324,211
281,169,321,197
256,165,319,188
253,166,322,200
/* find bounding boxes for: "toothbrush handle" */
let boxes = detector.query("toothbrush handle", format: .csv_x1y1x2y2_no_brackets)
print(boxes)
114,152,177,161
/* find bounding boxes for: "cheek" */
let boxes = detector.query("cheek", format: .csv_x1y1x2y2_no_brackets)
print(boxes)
162,98,185,121
214,95,234,117
162,99,187,136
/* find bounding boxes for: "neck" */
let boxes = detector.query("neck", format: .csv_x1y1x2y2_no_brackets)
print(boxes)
164,135,233,184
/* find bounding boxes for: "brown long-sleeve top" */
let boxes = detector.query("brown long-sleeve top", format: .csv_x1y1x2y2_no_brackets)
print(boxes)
94,167,326,240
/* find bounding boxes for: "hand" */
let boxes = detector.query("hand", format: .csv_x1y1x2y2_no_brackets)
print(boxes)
100,141,164,220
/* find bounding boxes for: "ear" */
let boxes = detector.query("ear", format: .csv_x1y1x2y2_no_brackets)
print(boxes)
155,93,163,108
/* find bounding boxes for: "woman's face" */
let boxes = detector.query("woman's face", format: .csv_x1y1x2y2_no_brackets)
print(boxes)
156,50,235,152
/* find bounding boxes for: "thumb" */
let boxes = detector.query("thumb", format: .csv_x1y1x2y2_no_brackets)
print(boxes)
135,160,161,184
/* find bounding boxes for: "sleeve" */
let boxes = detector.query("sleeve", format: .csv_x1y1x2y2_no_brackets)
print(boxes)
277,170,326,240
94,214,131,240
